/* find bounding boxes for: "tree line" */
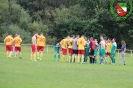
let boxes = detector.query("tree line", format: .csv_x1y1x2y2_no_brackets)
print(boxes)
0,0,133,49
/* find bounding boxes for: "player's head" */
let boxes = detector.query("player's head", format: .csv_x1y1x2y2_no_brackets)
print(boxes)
121,40,126,46
104,37,107,41
87,38,90,42
84,36,87,41
76,35,79,38
66,36,70,39
90,37,93,41
15,34,18,37
94,39,97,42
34,32,38,36
71,35,75,38
81,35,84,38
40,32,43,36
112,38,116,42
8,32,12,36
108,38,111,42
100,35,103,40
18,35,20,37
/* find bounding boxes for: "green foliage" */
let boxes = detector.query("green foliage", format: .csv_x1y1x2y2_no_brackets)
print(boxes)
0,0,133,48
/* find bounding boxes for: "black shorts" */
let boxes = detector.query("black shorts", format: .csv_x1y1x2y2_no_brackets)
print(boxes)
89,49,94,56
73,50,78,54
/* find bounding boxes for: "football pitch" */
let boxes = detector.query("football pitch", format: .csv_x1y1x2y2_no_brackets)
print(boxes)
0,45,133,88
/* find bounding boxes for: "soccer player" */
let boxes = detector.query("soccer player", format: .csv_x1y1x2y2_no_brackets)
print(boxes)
37,32,46,60
60,36,69,62
54,43,60,61
67,35,74,62
77,35,85,64
30,32,38,61
110,38,117,64
13,34,22,58
84,38,90,63
99,36,106,64
94,39,99,64
106,38,112,64
119,40,126,65
89,37,96,64
4,33,13,59
72,35,79,63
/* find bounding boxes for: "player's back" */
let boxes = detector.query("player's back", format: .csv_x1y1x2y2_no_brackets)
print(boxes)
37,35,46,46
4,35,13,45
73,38,78,50
60,39,67,49
14,37,22,47
106,42,112,52
77,38,85,50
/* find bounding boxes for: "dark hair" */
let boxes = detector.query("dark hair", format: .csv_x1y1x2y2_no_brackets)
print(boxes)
113,38,116,41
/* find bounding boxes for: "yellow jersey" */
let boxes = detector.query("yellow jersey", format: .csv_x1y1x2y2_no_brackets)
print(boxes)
77,37,85,50
60,39,68,49
37,35,46,46
106,42,112,52
13,37,22,47
68,38,73,48
4,35,13,45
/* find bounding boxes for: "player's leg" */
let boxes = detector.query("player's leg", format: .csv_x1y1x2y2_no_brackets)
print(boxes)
123,53,126,65
37,46,40,60
18,47,22,59
57,52,60,61
74,50,78,63
77,50,81,63
54,52,57,61
81,50,84,64
61,48,67,62
72,50,75,63
119,52,123,65
8,45,12,59
68,49,70,62
39,46,44,60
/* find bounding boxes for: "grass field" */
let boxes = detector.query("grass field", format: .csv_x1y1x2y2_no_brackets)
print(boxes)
0,45,133,88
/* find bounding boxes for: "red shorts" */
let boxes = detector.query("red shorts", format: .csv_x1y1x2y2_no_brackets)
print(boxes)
15,47,21,52
31,44,36,53
37,46,44,51
6,45,12,51
68,48,73,54
78,50,85,55
106,52,110,56
62,48,67,55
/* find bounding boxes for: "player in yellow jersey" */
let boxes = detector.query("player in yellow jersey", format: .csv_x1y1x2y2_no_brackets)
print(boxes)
37,32,46,60
13,34,22,58
106,38,112,64
30,32,38,61
60,36,69,62
67,35,75,63
4,33,13,59
77,35,86,64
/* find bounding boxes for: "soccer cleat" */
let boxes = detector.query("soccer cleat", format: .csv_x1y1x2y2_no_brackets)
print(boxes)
8,57,11,59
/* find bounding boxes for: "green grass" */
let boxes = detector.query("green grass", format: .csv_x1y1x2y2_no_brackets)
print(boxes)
0,45,133,88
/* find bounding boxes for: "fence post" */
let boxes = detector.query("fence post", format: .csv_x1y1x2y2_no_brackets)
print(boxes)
131,50,132,57
47,46,48,53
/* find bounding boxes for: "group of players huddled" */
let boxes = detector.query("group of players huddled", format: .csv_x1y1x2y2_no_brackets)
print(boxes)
4,32,46,61
54,35,118,64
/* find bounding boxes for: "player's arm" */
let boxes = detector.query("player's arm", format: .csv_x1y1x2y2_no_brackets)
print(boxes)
101,41,105,49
